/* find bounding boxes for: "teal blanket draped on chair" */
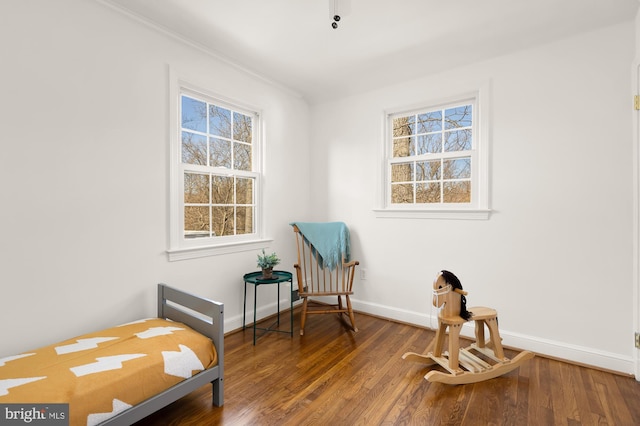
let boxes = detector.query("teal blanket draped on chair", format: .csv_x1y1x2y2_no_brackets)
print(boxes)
290,222,350,270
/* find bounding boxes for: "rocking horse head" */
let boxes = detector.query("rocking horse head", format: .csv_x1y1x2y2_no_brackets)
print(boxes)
432,270,472,320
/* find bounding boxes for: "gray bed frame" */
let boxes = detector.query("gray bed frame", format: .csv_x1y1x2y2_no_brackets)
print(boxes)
101,283,224,425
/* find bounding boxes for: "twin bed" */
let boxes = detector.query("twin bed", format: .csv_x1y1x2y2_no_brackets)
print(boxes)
0,284,224,425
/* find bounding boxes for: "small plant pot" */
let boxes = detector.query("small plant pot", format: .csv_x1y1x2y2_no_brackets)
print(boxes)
261,267,273,279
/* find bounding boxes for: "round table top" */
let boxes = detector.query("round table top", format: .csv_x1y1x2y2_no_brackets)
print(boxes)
243,270,292,284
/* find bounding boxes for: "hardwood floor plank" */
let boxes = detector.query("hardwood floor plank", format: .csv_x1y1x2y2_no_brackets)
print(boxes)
136,309,640,426
592,368,635,425
566,362,592,424
615,373,640,421
580,367,607,421
527,356,555,425
512,363,531,425
558,361,581,423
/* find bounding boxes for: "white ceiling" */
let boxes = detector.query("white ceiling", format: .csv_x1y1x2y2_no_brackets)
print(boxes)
103,0,638,103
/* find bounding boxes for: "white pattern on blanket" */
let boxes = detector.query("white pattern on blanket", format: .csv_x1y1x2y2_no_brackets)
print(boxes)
0,376,46,396
162,344,205,378
70,354,148,377
87,399,132,426
56,338,119,355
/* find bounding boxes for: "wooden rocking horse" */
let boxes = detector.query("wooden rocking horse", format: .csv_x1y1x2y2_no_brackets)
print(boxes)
402,270,534,384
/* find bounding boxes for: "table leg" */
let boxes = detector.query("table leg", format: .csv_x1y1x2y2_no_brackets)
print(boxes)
253,284,258,345
277,282,281,325
289,278,293,337
243,281,247,330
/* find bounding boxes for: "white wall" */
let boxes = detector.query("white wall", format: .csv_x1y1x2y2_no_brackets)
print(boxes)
311,22,636,374
0,0,311,356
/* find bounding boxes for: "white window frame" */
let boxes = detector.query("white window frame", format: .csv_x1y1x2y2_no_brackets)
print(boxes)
167,70,269,261
375,85,491,220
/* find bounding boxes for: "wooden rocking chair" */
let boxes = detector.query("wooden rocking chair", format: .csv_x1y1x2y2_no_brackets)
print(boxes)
403,270,534,384
292,223,359,336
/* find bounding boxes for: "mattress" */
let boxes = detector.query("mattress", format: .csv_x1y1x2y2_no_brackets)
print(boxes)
0,318,217,425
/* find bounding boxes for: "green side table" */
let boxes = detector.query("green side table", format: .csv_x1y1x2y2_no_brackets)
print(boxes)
243,270,293,345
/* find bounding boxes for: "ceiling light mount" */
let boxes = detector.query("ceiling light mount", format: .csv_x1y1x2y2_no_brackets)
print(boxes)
332,14,340,29
331,0,341,29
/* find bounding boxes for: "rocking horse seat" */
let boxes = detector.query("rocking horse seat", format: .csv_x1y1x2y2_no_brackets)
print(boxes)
467,306,497,319
402,271,534,385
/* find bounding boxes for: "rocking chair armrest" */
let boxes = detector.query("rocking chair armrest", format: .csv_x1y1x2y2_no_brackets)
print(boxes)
343,260,360,268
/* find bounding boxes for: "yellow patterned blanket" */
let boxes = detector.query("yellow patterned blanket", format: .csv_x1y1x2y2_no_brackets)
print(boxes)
0,318,217,425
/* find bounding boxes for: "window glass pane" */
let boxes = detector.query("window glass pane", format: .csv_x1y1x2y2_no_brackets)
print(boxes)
236,177,254,204
443,158,471,179
212,206,234,236
416,160,441,181
416,182,441,203
233,112,252,143
234,142,252,171
445,105,472,129
417,134,441,155
184,173,209,204
393,115,415,137
212,176,234,204
182,132,207,165
391,183,414,203
209,105,231,138
443,181,471,203
236,206,254,235
417,111,442,133
181,96,206,133
210,137,231,168
445,129,472,152
184,206,210,238
391,162,413,183
393,137,413,158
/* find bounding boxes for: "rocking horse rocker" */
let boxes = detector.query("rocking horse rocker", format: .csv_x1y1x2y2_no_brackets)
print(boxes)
402,270,534,385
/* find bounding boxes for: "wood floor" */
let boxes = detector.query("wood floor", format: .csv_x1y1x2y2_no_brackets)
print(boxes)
137,308,640,425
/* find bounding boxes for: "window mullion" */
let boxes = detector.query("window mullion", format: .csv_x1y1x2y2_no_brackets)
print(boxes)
439,158,444,203
206,101,211,168
209,174,213,238
230,112,235,172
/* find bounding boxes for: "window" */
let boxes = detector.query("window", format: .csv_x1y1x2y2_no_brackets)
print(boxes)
169,78,266,260
378,89,490,219
390,104,473,204
181,94,256,238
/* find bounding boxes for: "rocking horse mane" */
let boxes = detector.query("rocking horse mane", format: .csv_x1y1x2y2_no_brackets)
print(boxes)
441,270,472,320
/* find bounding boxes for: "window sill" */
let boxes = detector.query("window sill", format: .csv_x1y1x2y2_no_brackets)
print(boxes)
167,238,274,261
373,208,491,220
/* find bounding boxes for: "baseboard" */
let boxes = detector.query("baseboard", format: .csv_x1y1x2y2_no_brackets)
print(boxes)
351,298,636,377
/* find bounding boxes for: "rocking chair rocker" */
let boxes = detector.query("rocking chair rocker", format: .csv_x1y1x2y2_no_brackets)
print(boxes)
402,270,534,385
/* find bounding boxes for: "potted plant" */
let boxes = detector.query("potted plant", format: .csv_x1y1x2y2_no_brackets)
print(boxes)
257,249,280,279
